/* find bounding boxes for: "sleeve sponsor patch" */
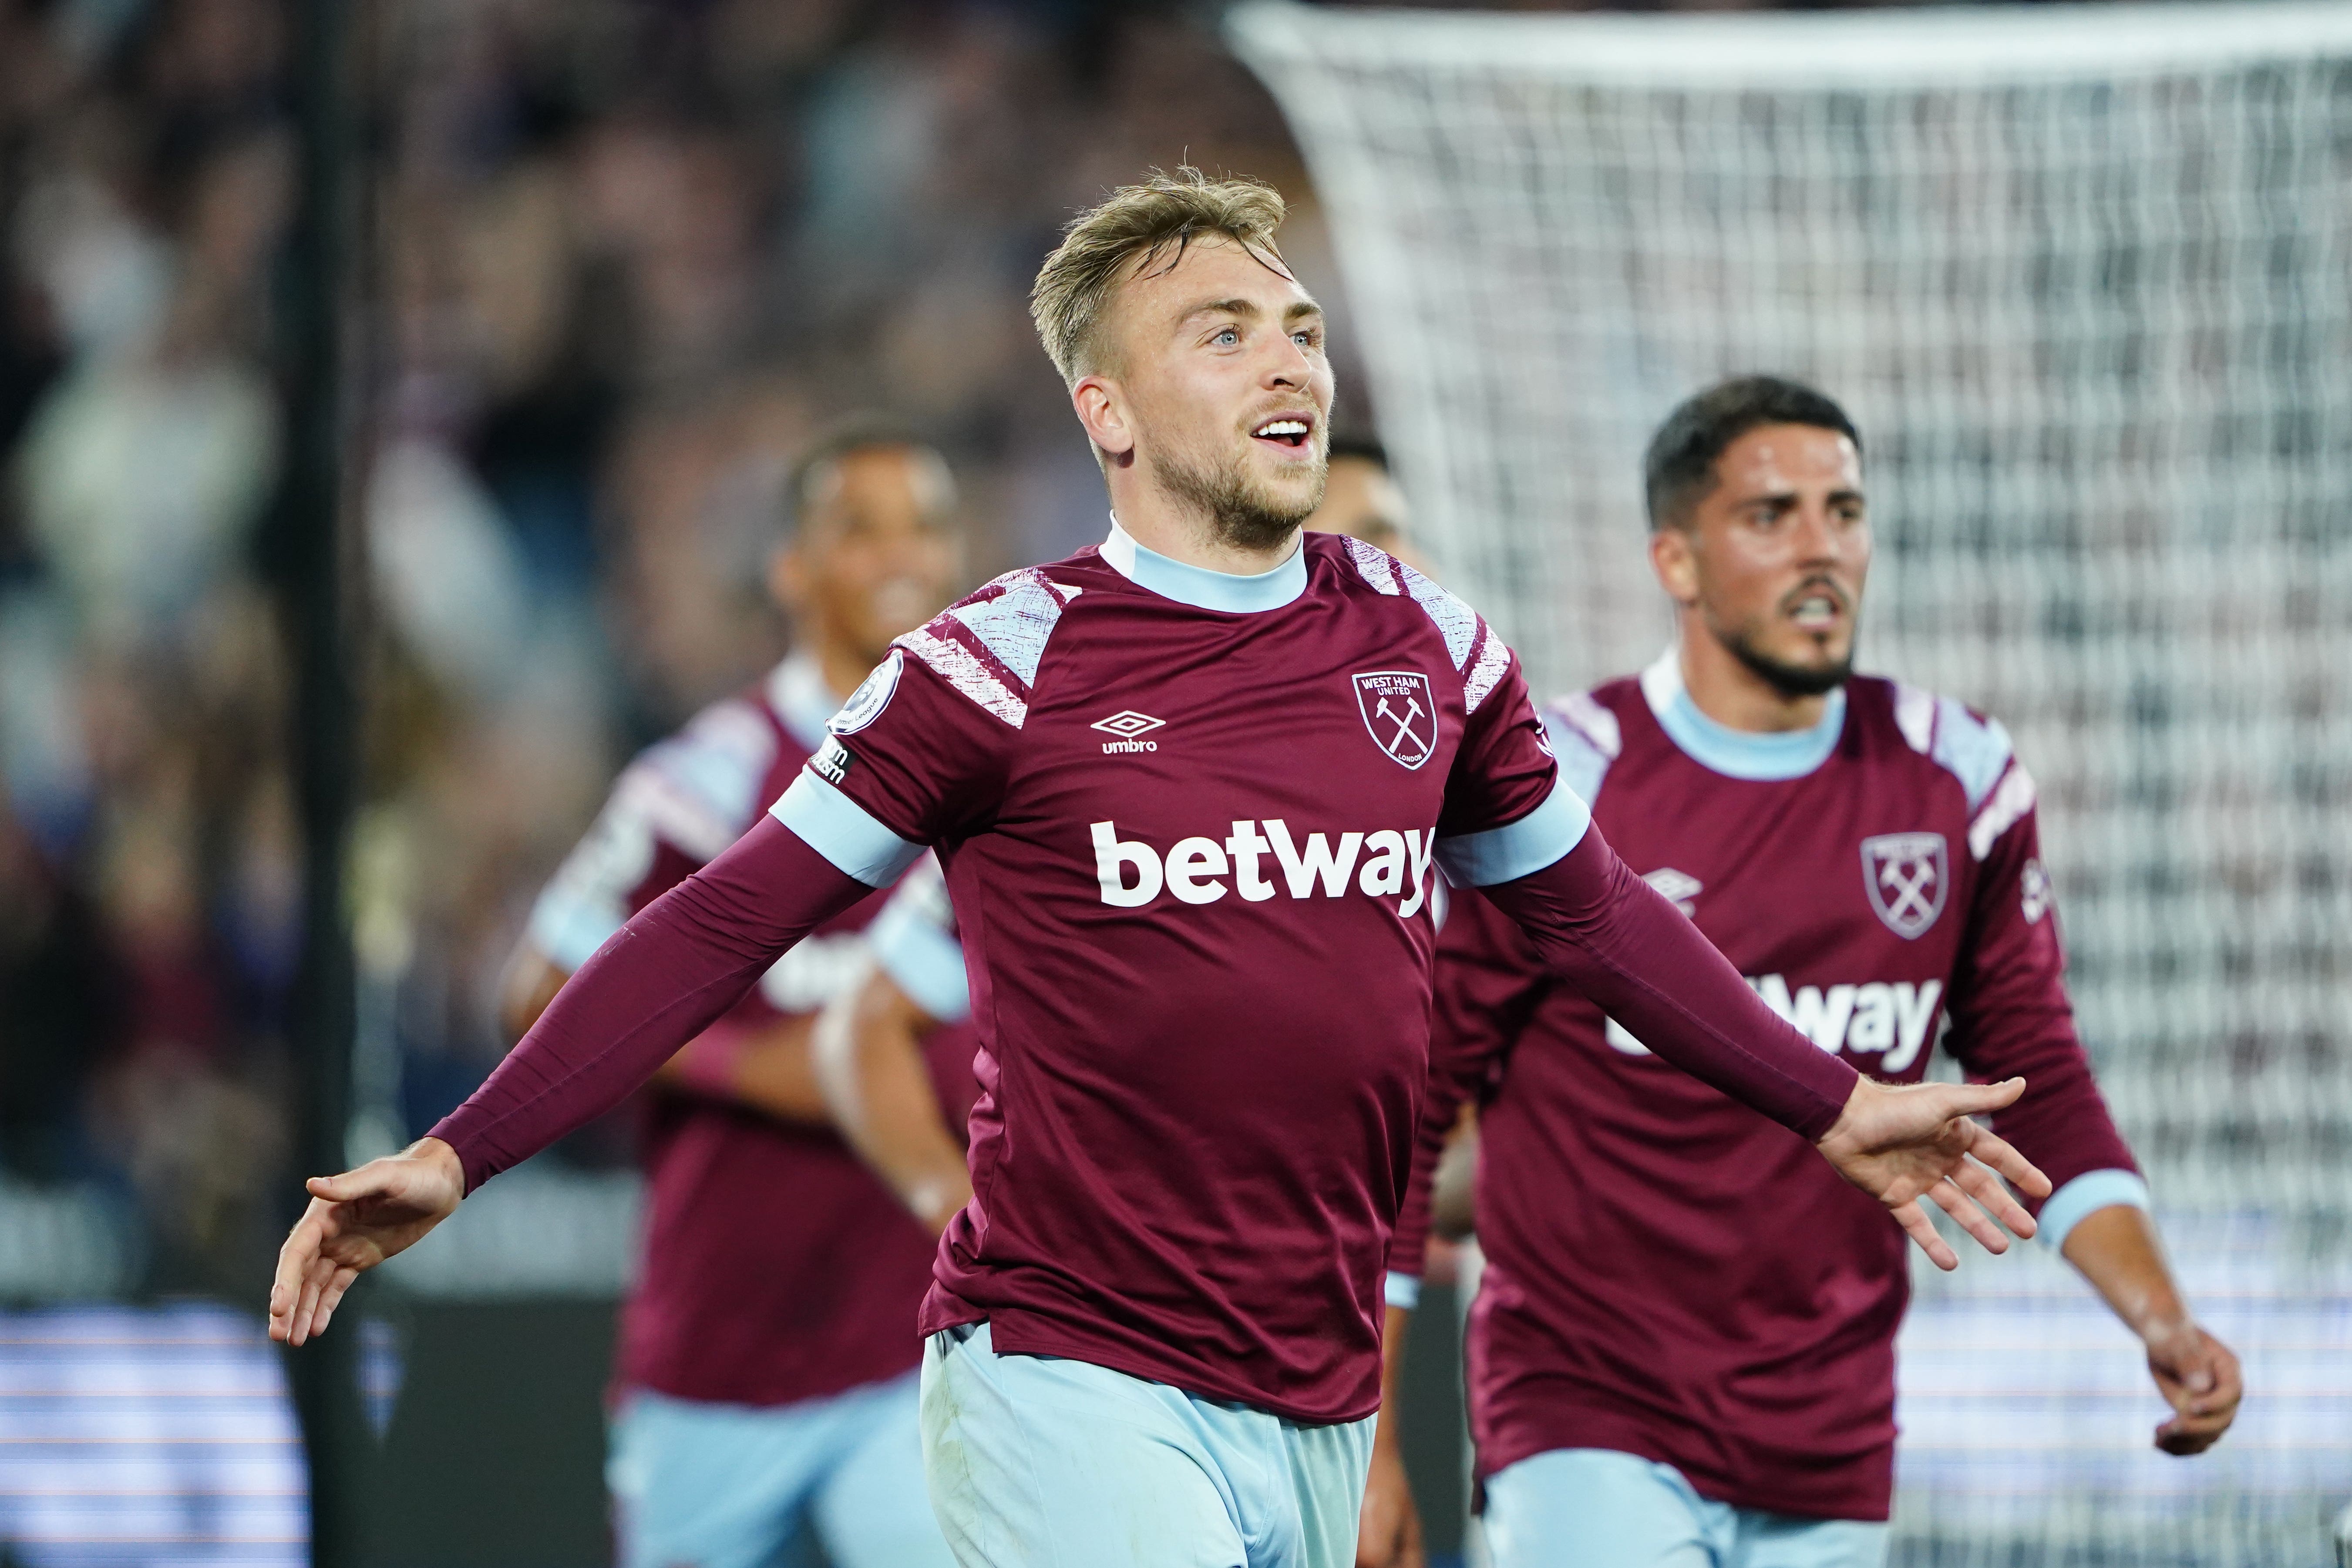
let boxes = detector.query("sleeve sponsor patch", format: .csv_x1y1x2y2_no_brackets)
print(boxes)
811,734,854,785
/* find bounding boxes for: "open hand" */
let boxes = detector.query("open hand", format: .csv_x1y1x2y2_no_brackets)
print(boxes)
269,1137,464,1345
1815,1077,2052,1270
2145,1318,2242,1455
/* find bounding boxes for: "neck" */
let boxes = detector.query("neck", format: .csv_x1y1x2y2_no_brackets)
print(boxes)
1676,612,1833,734
810,634,876,703
1103,461,1302,576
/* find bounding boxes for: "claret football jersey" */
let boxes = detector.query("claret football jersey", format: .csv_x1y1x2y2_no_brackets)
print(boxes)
1414,650,2140,1518
769,520,1582,1422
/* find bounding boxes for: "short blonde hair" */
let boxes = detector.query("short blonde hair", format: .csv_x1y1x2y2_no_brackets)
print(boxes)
1030,166,1288,387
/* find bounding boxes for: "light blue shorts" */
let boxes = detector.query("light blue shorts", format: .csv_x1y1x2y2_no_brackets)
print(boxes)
608,1372,956,1568
1484,1448,1889,1568
919,1321,1377,1568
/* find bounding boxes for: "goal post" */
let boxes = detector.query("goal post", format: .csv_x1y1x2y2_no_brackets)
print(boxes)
1230,4,2352,1562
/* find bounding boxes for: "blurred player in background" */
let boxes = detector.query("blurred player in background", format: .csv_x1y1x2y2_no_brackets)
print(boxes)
1383,377,2242,1568
1313,433,1414,557
496,421,974,1568
274,175,2055,1568
808,432,1436,1567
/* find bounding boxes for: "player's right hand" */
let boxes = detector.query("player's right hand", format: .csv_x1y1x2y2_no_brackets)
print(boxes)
2145,1317,2242,1455
269,1137,464,1345
1814,1077,2052,1270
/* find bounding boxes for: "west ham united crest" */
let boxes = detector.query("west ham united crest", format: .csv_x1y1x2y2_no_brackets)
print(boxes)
1353,670,1437,770
1861,832,1948,939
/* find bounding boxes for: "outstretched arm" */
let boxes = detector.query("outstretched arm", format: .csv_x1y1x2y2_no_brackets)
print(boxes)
269,815,873,1344
1479,824,2052,1268
503,942,833,1125
435,815,871,1184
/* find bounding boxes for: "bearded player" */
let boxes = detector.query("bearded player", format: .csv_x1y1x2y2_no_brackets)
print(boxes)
497,422,974,1568
270,174,2056,1568
1382,377,2243,1568
805,431,1439,1568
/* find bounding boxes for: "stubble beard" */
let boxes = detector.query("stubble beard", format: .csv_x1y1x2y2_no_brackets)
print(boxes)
1148,439,1326,555
1712,616,1856,699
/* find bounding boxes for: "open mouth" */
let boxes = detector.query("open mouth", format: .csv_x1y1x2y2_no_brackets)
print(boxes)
1250,414,1315,451
1787,587,1847,633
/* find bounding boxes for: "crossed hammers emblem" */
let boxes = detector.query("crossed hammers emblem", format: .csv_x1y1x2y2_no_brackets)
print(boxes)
1878,857,1938,925
1375,694,1429,759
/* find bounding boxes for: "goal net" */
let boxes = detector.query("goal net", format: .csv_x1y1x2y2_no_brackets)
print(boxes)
1230,4,2352,1563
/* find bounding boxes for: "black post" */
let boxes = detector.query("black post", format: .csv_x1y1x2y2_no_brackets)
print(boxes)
276,0,365,1564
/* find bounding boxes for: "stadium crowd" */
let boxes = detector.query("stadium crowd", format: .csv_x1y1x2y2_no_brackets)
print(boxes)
0,0,1361,1299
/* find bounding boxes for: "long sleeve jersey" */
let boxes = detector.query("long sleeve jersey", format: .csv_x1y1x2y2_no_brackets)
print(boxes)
433,528,1857,1423
1392,655,2140,1516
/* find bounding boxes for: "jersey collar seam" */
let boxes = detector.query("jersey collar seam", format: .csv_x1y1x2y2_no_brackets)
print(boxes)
1098,515,1309,614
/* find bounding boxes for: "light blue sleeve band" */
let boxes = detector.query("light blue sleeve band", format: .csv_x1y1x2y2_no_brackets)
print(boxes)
869,900,972,1024
526,889,625,973
770,774,926,888
1433,779,1593,887
2038,1168,2151,1252
1383,1272,1422,1311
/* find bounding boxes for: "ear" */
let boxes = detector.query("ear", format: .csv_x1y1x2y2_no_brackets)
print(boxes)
1073,375,1135,462
767,539,808,619
1649,525,1701,609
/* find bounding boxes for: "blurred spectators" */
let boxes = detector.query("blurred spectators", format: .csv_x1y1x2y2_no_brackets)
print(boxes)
0,0,1337,1301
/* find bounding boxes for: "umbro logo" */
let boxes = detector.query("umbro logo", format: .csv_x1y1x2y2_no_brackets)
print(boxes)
1092,710,1165,754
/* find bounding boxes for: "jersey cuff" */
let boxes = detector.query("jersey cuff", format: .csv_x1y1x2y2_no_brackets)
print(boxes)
2037,1168,2150,1252
526,890,625,974
771,774,926,888
1433,780,1592,887
1383,1272,1422,1311
870,901,972,1023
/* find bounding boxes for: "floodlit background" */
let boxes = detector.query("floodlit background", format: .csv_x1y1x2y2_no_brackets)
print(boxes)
0,1,2343,1565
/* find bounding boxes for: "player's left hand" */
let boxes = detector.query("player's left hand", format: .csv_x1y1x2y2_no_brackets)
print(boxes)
1814,1076,2052,1270
2144,1318,2242,1455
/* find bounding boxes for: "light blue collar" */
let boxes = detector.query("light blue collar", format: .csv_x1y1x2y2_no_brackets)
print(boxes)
1640,647,1845,782
768,650,844,754
1099,515,1307,613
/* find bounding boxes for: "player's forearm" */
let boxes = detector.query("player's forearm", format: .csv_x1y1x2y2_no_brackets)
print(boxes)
2063,1203,2190,1340
817,986,972,1233
656,1013,834,1125
432,818,872,1190
1430,1117,1479,1242
1484,829,1857,1140
1389,1076,1468,1284
497,947,569,1045
852,1077,972,1235
1376,1302,1412,1456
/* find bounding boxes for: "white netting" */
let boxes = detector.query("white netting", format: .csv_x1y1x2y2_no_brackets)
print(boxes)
1232,4,2352,1562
